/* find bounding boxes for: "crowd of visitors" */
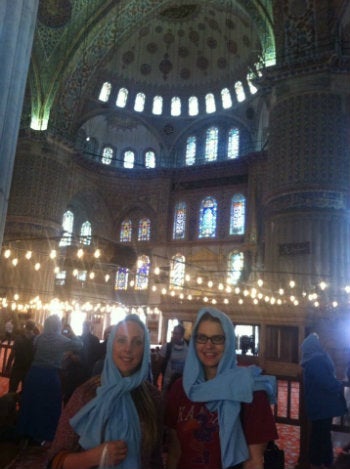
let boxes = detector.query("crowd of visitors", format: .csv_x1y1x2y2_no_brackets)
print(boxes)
0,310,349,469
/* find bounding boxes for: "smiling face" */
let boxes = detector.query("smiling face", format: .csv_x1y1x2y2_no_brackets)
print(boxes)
112,320,145,376
195,317,225,380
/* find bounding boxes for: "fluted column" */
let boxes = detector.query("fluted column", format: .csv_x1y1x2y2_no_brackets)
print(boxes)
0,0,39,247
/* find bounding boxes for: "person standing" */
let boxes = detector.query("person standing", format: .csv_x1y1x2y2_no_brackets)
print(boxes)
301,332,347,469
47,314,163,469
17,315,83,445
8,320,38,393
159,324,188,391
79,320,101,380
165,308,278,469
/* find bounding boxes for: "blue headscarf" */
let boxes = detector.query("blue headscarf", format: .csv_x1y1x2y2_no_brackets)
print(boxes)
183,307,276,469
300,332,328,365
70,314,150,469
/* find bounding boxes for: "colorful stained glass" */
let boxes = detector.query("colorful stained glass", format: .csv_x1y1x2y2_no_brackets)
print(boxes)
185,136,196,166
199,196,217,238
227,128,239,159
227,251,244,285
80,220,92,245
173,202,186,239
59,210,74,246
230,194,246,235
138,218,151,241
120,219,132,242
135,255,150,290
204,127,218,162
170,254,185,288
115,267,129,290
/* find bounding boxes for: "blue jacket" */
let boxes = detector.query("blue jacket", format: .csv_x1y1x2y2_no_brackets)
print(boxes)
301,334,347,421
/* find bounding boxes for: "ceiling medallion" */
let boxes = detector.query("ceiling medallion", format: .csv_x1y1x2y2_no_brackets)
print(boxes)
159,53,173,80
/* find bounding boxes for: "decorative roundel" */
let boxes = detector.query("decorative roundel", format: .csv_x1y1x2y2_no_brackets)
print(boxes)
197,56,209,70
226,18,236,29
207,18,219,30
38,0,72,28
207,37,217,49
227,40,238,54
189,30,199,44
178,46,189,58
139,26,150,37
164,32,175,44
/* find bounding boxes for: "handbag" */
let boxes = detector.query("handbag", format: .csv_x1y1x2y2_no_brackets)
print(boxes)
264,440,285,469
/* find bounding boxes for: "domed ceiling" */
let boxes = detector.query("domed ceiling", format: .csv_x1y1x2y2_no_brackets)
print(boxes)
104,3,262,94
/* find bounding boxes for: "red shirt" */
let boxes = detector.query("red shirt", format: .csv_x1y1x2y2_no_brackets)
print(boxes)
165,377,278,469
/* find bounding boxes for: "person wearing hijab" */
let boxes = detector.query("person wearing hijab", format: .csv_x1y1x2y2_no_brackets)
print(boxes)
165,307,278,469
47,314,163,469
18,314,83,445
300,333,347,469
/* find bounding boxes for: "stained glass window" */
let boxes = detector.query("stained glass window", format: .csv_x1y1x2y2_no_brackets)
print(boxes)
98,82,112,102
199,196,217,238
120,219,132,242
230,194,246,235
134,92,145,112
185,136,196,166
145,150,156,168
205,127,218,162
59,210,74,246
188,96,199,116
101,146,113,165
115,267,129,290
116,87,128,108
227,128,239,159
170,254,185,288
171,97,181,116
234,81,245,102
205,93,216,113
80,221,92,245
152,96,163,115
227,251,244,285
221,88,232,109
135,255,150,290
138,218,151,241
123,150,135,169
173,202,187,240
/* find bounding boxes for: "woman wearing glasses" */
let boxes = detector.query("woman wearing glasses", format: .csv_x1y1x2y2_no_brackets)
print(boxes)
164,307,278,469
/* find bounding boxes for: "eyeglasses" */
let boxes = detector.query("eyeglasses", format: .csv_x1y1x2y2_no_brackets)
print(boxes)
194,333,225,345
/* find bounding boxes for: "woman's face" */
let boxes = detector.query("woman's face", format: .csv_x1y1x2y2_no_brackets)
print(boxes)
195,319,225,380
113,321,145,376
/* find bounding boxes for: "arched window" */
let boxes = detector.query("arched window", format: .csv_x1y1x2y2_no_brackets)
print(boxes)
134,92,145,112
145,150,156,168
120,219,132,242
138,218,151,241
80,221,92,245
123,150,135,169
152,95,163,115
170,254,185,288
115,267,129,290
247,73,257,94
199,196,217,238
227,128,240,159
185,136,196,166
205,126,218,162
135,255,150,290
230,194,246,235
98,82,112,102
205,93,216,113
59,210,74,246
83,137,98,157
227,251,244,285
221,88,232,109
171,96,181,116
234,81,245,102
188,96,199,116
173,201,187,240
101,146,113,165
116,87,128,108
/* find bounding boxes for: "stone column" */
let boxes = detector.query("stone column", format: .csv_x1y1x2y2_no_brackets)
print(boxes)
0,0,39,247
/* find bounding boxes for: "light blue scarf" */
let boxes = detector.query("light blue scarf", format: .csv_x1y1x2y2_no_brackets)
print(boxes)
70,315,151,469
183,307,276,469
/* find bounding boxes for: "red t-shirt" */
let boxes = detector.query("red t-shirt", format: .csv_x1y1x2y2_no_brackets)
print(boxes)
165,377,278,469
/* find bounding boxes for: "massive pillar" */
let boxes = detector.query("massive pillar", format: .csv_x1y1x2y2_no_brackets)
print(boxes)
0,1,39,247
